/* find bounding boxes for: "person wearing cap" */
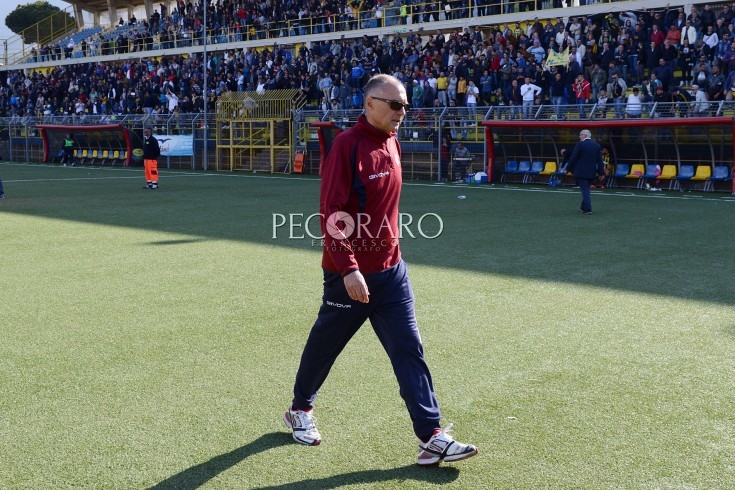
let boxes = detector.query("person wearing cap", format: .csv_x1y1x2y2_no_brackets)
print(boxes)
411,79,424,108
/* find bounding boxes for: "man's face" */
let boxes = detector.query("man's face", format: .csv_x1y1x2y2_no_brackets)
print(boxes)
144,129,152,138
366,80,407,134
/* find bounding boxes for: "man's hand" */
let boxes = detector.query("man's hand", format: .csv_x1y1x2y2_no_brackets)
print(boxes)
344,270,370,303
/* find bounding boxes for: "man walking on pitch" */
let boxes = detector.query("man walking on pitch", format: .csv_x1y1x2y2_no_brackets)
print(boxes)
142,127,160,189
284,74,478,466
565,129,604,215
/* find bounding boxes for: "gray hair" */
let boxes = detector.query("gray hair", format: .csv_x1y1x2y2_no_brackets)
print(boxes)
364,74,399,100
580,129,592,139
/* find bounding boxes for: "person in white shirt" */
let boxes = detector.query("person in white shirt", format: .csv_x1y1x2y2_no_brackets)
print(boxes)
426,73,437,90
520,77,542,119
703,26,719,59
691,84,709,115
256,77,266,94
625,87,643,118
165,89,179,112
466,80,480,118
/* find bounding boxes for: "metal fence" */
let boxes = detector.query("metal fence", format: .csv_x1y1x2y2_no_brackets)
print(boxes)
5,100,733,181
0,113,208,170
295,106,488,181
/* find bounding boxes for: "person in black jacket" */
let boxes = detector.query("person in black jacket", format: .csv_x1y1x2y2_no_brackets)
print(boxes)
142,127,161,189
565,129,604,215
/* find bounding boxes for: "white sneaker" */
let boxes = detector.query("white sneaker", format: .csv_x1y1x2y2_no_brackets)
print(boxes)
283,408,322,446
645,183,651,190
417,424,478,465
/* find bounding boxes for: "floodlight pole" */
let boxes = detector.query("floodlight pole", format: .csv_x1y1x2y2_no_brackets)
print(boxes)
202,0,208,170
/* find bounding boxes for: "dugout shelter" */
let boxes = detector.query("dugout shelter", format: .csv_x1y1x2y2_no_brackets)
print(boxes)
482,117,735,194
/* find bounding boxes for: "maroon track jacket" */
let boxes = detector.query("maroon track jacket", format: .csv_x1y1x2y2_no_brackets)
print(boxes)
320,115,403,276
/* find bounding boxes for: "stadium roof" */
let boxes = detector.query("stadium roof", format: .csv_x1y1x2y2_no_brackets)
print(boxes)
66,0,153,23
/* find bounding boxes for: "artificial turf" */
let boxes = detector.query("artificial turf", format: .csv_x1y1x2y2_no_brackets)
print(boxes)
0,162,733,488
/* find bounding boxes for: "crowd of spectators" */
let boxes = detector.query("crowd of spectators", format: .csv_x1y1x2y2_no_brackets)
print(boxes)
4,1,735,121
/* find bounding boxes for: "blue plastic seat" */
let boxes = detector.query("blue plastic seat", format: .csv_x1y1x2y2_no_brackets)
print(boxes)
672,165,695,190
704,165,732,192
517,160,531,173
501,160,518,182
524,161,544,183
637,164,661,189
512,160,531,183
609,163,629,188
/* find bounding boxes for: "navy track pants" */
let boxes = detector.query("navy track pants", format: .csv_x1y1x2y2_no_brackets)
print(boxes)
292,260,441,439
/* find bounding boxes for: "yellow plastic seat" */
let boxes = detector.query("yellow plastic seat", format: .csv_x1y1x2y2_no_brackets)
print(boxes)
690,165,712,181
658,164,678,189
539,161,557,176
626,163,645,179
625,163,645,188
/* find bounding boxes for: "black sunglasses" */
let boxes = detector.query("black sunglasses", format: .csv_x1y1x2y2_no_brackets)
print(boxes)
372,96,411,111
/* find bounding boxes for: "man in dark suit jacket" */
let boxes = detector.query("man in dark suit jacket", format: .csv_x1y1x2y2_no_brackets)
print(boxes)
566,129,604,215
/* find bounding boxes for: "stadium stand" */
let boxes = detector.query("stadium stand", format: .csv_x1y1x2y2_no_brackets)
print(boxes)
0,0,733,191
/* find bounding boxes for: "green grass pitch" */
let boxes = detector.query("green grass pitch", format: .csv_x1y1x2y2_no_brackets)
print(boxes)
0,162,734,488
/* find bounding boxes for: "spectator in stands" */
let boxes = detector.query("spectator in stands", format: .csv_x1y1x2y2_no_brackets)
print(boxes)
594,87,609,118
142,127,160,190
691,84,709,115
590,63,607,101
574,74,591,119
521,76,542,119
507,78,523,119
608,73,627,118
703,25,720,59
654,57,674,90
707,64,726,103
626,86,644,118
10,0,735,126
545,67,564,116
670,86,692,117
653,86,673,116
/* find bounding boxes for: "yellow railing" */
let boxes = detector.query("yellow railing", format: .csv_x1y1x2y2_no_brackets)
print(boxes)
3,5,76,65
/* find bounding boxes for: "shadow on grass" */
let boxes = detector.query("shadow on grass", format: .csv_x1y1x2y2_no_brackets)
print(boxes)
3,166,734,305
251,464,460,489
148,430,459,489
148,432,291,490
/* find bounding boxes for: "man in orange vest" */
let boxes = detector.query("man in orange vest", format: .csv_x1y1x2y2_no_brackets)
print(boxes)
143,127,160,189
